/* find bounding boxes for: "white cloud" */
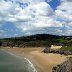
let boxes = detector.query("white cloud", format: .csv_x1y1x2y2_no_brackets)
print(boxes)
0,0,64,36
55,1,72,21
54,0,72,35
0,0,72,37
15,2,54,30
33,16,63,28
27,2,53,16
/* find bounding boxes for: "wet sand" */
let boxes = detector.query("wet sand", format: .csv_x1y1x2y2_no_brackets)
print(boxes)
4,47,69,72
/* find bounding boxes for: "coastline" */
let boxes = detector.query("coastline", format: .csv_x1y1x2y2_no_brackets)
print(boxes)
2,47,71,72
1,48,38,72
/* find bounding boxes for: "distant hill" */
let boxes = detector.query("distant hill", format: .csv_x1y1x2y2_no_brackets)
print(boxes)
0,34,72,47
2,34,72,40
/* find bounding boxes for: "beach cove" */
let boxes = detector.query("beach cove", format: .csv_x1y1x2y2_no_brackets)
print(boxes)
2,47,71,72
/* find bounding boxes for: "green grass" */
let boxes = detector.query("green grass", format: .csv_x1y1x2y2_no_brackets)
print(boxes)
60,46,72,52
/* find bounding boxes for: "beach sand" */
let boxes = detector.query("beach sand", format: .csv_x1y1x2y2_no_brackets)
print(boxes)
5,47,69,72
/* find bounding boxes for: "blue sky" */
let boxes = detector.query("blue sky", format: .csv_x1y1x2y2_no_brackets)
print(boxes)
47,0,60,10
0,0,72,38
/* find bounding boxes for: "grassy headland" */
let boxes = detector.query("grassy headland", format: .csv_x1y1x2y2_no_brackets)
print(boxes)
0,34,72,48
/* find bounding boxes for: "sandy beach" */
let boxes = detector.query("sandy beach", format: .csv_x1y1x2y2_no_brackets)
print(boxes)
4,47,70,72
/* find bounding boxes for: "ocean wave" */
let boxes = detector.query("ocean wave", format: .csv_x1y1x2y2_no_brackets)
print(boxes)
24,57,37,72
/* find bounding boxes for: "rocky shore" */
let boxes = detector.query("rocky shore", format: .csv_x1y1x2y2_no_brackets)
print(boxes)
52,57,72,72
42,48,72,72
43,48,72,55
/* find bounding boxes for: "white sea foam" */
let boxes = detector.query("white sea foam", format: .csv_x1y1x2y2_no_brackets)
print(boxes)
7,52,20,58
24,57,37,72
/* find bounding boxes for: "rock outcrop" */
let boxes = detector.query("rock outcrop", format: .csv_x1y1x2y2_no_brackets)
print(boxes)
43,48,72,55
52,57,72,72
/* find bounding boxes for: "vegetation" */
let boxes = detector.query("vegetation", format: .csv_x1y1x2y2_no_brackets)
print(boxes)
60,46,72,52
0,34,72,49
0,41,2,46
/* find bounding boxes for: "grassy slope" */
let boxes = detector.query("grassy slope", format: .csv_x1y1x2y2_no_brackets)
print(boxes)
60,46,72,52
0,34,72,48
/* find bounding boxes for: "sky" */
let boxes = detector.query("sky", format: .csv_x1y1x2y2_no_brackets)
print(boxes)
0,0,72,38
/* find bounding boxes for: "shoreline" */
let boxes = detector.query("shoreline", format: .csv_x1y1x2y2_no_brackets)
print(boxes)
2,49,38,72
2,47,72,72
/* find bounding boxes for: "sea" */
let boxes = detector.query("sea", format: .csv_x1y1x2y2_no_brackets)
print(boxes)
0,48,37,72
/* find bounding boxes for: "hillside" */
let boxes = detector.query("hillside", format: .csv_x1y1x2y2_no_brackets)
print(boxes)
0,34,72,47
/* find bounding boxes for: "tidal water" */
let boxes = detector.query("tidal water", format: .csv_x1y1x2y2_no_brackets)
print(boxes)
0,49,37,72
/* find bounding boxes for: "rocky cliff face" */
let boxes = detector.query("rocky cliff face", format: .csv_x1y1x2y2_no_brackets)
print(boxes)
52,57,72,72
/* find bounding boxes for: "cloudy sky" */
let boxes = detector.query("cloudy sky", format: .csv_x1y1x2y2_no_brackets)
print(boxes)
0,0,72,38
